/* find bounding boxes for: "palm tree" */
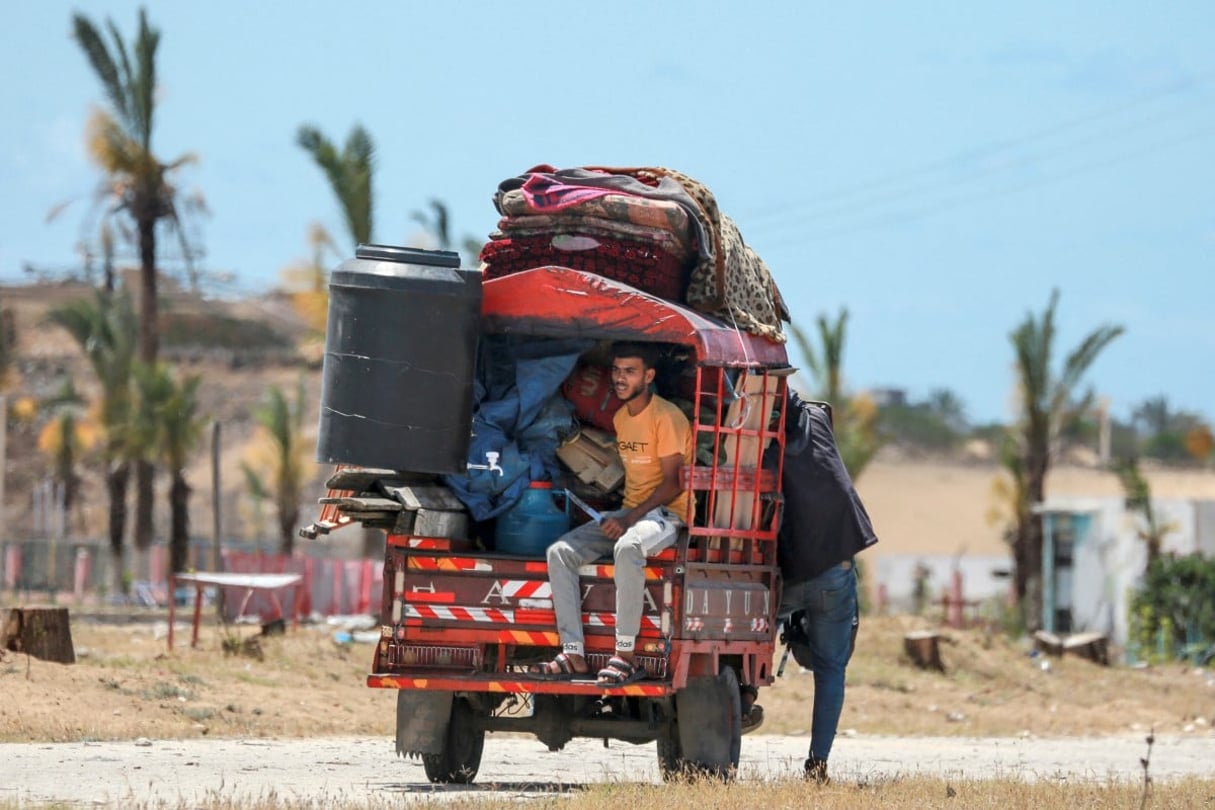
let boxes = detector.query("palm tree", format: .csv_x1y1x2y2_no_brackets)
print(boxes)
1114,456,1173,569
281,222,340,336
46,291,137,593
37,379,96,535
137,364,204,576
72,8,196,555
411,199,485,268
1005,289,1123,629
411,199,451,250
252,379,310,555
927,388,968,434
296,124,375,249
1132,395,1172,437
790,309,883,480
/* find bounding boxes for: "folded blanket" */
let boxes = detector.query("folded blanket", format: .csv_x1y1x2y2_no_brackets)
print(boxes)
497,188,694,241
496,213,693,262
480,234,687,301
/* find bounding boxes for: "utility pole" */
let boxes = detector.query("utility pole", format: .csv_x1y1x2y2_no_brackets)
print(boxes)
0,393,6,582
211,420,223,620
211,420,221,571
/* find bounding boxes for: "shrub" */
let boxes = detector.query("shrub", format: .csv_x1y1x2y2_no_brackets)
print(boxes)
1129,553,1215,661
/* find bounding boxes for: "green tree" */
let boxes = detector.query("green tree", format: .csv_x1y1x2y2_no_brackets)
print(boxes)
281,222,340,336
1131,554,1215,660
1005,289,1123,629
1115,456,1175,569
137,363,204,576
46,291,138,592
1131,396,1211,463
252,380,310,555
37,379,94,531
296,124,375,249
72,7,197,555
412,198,486,267
926,388,968,434
790,308,882,480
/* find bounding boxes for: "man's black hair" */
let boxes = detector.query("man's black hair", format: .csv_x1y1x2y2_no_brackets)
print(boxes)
610,341,661,370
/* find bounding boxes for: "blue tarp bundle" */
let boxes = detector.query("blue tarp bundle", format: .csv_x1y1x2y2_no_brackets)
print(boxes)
443,336,591,520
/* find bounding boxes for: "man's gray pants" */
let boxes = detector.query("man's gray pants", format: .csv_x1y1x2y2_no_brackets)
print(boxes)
546,507,681,656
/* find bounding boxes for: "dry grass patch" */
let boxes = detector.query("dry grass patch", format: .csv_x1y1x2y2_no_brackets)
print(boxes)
760,614,1215,738
1,612,1212,743
3,776,1214,810
0,616,393,742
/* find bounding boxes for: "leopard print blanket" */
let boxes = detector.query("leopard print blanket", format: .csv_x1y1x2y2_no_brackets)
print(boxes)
584,166,788,343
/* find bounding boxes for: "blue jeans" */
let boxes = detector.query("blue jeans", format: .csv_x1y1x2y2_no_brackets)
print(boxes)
779,561,859,762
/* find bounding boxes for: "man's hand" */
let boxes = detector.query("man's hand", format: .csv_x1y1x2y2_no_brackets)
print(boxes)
601,513,635,540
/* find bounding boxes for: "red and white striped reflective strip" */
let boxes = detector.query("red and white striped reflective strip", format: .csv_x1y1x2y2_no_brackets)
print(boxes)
406,557,493,572
405,605,514,623
402,538,450,550
405,604,660,631
501,629,559,645
750,617,769,632
684,616,705,631
495,580,551,599
578,564,664,580
723,617,733,634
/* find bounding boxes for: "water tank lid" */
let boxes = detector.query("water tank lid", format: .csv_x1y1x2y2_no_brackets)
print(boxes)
355,243,461,268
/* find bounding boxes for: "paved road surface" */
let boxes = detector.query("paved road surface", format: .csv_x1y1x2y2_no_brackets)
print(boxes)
2,733,1212,807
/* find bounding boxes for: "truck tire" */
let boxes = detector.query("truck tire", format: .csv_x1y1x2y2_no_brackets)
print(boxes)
422,697,485,784
664,664,742,779
656,723,684,782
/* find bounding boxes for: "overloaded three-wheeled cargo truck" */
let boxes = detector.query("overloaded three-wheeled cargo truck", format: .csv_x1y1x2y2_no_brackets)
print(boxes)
306,171,793,783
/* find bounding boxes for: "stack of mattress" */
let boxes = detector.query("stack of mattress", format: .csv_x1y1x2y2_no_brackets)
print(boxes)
483,167,696,301
481,165,788,343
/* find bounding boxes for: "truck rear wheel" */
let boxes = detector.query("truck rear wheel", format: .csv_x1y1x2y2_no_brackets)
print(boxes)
422,697,485,784
660,664,742,780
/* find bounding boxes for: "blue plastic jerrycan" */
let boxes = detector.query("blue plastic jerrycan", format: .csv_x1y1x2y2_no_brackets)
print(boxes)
494,481,570,556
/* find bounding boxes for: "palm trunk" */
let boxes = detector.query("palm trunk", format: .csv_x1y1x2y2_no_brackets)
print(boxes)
137,216,158,364
277,496,298,557
134,215,158,556
105,460,129,594
133,458,155,551
168,471,191,576
1015,440,1049,631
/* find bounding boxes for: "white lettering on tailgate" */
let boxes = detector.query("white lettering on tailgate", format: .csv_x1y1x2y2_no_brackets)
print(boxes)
481,581,508,605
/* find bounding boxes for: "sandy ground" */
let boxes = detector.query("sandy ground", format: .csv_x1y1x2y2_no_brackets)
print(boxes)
2,733,1213,808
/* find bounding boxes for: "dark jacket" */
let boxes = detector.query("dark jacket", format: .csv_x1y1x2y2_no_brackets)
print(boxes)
768,390,878,585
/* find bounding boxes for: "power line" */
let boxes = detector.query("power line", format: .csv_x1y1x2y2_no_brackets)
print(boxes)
750,123,1215,250
740,72,1213,230
746,104,1206,235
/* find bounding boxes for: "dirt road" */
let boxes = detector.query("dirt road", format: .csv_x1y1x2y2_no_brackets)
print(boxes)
3,733,1212,807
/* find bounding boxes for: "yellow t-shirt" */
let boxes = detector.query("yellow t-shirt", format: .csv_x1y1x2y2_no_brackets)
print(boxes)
613,394,693,520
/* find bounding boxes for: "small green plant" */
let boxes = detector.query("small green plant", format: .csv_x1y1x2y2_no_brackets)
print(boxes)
143,681,190,701
1130,554,1215,662
184,706,216,722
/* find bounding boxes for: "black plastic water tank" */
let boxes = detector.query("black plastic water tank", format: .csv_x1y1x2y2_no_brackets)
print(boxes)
316,244,482,473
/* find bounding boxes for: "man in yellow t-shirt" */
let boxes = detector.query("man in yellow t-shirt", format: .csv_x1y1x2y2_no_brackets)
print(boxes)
535,341,692,686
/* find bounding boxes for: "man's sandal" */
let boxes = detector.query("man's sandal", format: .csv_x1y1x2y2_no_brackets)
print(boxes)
529,653,585,681
595,655,647,687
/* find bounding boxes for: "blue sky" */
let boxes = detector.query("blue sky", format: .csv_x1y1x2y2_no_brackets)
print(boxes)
2,2,1212,425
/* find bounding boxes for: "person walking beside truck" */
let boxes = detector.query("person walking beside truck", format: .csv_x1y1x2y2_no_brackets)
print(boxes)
767,388,878,783
535,341,693,687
